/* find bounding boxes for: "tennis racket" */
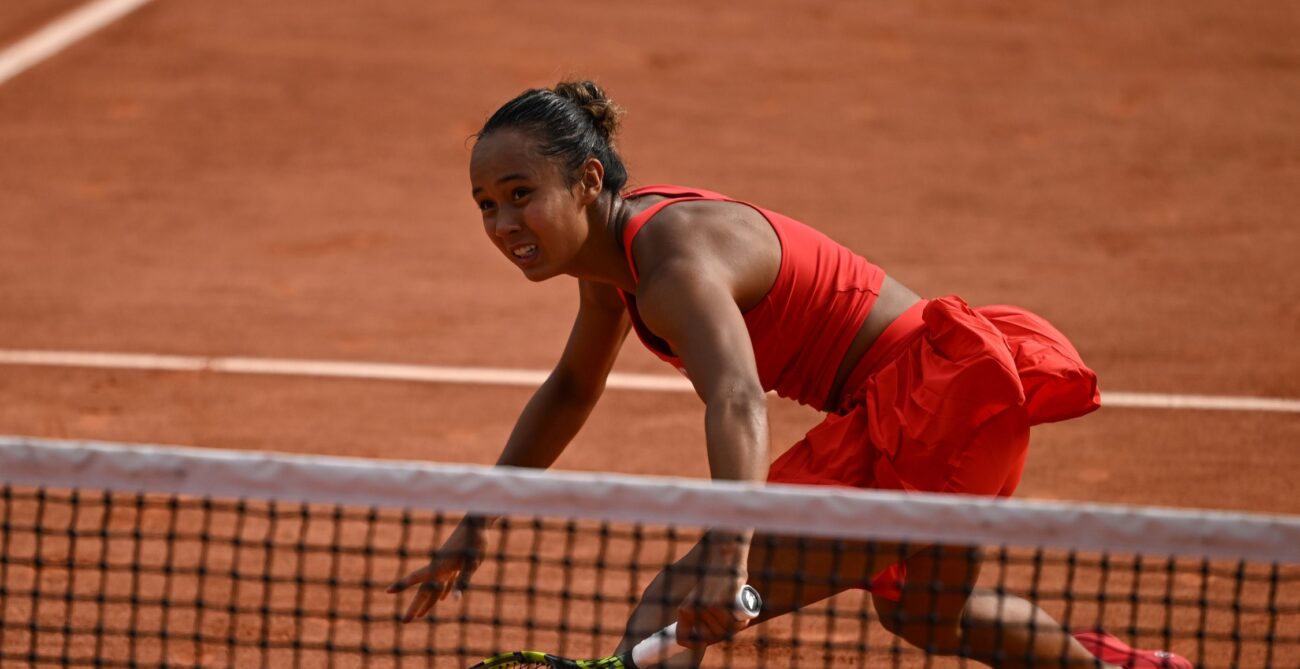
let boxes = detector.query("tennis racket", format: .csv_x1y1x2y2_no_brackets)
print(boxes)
467,585,762,669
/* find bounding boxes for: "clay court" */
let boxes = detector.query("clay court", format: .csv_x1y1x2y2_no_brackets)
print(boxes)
1,1,1298,667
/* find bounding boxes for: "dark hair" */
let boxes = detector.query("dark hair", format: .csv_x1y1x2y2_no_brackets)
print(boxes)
478,80,629,195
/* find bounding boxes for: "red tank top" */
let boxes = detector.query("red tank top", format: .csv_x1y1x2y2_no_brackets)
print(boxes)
618,185,886,410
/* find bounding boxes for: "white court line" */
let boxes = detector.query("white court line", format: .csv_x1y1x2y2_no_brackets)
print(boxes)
2,349,1298,413
0,0,155,86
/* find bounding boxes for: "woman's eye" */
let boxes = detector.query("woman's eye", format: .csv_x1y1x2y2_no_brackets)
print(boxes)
511,188,530,201
477,200,495,212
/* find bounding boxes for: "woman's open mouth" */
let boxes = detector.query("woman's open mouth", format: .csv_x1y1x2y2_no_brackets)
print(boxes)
510,244,539,265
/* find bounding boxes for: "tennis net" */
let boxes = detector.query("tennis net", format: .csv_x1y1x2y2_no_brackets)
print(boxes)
1,435,1298,668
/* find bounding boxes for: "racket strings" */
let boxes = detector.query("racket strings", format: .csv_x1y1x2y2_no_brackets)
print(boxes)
468,651,587,668
502,658,582,669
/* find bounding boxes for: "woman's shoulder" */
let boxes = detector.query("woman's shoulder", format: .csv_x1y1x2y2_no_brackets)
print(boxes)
625,190,777,264
622,183,756,223
623,183,731,201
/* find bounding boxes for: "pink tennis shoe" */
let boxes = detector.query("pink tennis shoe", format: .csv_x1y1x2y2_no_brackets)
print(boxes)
1073,630,1193,669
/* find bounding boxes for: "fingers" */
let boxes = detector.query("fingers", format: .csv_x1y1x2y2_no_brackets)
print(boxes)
402,584,433,623
453,559,476,595
402,576,470,622
390,554,485,623
389,563,454,623
676,607,699,647
676,605,744,648
392,523,489,624
405,580,448,622
386,562,436,594
385,573,419,595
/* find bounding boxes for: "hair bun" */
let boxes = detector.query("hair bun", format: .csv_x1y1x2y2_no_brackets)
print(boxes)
553,80,623,139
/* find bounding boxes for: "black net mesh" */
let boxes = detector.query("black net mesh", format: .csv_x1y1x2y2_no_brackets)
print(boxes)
3,483,1299,668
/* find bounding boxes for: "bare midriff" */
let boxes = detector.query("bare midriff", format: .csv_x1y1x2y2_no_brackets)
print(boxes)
823,275,923,411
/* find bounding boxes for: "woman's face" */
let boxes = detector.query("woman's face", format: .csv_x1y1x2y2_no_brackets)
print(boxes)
470,130,590,282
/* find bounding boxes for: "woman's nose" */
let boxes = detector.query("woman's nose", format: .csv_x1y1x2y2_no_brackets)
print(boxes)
492,210,522,237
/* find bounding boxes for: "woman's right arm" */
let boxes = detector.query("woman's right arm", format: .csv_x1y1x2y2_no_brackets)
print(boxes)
494,278,631,468
388,278,630,621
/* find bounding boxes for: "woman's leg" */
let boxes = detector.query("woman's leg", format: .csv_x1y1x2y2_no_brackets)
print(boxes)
619,535,1119,668
870,405,1119,668
872,540,1118,668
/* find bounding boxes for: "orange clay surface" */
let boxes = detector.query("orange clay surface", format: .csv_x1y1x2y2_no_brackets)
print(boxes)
1,1,1298,667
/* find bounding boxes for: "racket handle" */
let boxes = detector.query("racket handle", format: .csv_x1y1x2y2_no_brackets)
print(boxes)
629,585,762,668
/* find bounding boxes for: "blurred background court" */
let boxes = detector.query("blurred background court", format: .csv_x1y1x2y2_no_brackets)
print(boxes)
1,1,1298,666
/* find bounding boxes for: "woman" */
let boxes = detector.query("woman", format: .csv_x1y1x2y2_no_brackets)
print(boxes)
389,81,1189,669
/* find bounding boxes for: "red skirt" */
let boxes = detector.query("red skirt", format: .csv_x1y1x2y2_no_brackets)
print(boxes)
766,296,1101,600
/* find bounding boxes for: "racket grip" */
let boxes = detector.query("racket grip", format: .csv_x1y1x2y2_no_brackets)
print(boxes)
629,585,762,668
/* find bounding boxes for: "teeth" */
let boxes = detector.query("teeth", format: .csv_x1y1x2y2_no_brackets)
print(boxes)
512,245,536,259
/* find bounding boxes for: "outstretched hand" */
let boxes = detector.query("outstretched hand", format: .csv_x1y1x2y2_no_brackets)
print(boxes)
387,518,488,623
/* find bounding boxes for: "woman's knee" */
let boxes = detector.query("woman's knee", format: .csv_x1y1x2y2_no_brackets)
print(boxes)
871,546,981,655
874,592,967,654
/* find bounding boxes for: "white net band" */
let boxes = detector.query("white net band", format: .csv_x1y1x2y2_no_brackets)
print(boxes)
2,435,1297,563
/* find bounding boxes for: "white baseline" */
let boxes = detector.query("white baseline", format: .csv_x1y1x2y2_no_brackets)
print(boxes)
0,0,155,86
1,349,1297,413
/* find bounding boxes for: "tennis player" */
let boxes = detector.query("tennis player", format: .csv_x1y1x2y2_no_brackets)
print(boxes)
390,81,1190,669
